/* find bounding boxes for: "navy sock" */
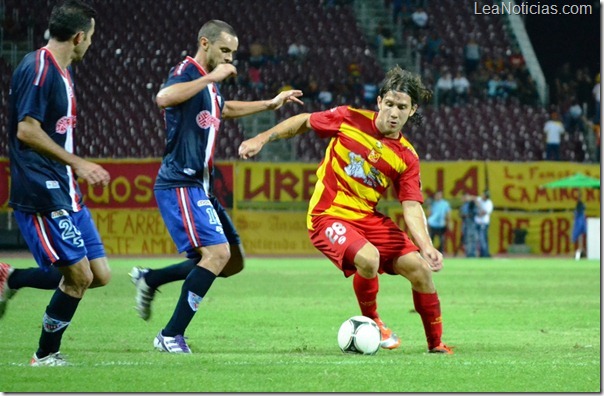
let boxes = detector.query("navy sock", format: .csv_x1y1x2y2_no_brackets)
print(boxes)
8,266,62,290
36,289,81,358
144,258,199,289
163,266,216,337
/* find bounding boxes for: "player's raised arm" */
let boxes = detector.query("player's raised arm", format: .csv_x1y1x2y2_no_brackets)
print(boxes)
238,113,312,159
223,89,303,119
156,63,237,109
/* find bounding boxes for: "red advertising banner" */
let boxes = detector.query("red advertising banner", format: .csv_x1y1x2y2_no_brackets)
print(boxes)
0,158,234,209
81,159,160,208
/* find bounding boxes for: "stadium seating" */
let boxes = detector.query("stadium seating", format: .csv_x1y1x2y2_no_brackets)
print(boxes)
0,0,586,162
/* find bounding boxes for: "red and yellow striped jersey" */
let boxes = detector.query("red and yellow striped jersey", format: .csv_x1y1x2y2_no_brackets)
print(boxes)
307,106,424,229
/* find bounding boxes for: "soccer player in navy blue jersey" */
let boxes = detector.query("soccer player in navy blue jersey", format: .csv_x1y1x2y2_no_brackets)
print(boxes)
135,19,303,353
5,0,111,366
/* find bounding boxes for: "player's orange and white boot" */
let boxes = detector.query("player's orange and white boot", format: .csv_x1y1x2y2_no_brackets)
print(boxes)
429,342,454,354
0,262,16,319
373,317,401,350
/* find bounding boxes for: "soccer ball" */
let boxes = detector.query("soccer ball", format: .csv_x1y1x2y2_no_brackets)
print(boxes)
337,316,381,355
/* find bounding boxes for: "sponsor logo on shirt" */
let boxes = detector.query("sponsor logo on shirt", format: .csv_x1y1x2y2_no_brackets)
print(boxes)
183,168,196,176
55,115,77,134
46,180,60,189
344,152,385,188
197,200,212,207
51,209,69,218
196,110,221,130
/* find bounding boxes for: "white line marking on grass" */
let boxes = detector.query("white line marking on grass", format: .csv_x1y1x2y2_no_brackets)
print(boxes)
3,357,599,368
6,360,158,367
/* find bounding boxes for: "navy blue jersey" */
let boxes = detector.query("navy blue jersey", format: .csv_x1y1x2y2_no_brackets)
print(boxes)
154,56,225,194
8,48,83,213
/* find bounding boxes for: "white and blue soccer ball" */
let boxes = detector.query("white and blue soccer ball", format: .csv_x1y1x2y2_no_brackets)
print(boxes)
337,316,381,355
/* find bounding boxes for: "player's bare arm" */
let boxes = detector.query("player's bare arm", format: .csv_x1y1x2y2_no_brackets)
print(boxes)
223,90,303,119
155,63,237,109
401,200,443,271
18,116,110,187
238,113,312,159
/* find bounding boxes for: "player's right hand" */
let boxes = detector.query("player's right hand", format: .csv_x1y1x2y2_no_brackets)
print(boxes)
421,246,444,272
238,137,264,160
209,63,237,83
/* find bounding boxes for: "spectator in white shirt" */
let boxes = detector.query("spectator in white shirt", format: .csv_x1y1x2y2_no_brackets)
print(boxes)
436,71,453,106
543,112,565,160
452,70,470,105
474,190,494,258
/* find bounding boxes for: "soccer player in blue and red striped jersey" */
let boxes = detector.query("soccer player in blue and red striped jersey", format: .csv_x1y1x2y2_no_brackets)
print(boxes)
239,66,453,354
6,0,112,366
144,20,303,353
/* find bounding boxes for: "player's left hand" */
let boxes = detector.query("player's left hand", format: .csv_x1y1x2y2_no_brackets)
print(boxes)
238,136,264,159
268,90,304,110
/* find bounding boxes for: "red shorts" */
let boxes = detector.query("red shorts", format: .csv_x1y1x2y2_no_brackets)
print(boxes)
308,214,419,277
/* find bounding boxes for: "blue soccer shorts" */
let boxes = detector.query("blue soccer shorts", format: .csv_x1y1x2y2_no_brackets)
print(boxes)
155,187,238,258
13,206,106,270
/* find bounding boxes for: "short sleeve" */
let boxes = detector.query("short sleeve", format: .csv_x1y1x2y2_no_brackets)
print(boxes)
16,62,51,124
394,153,424,204
309,106,348,138
163,62,196,89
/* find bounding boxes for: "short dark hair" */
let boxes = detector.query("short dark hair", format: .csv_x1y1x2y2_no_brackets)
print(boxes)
378,65,432,126
48,0,96,42
197,20,237,43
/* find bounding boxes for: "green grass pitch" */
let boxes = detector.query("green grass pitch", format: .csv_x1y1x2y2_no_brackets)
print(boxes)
0,256,599,392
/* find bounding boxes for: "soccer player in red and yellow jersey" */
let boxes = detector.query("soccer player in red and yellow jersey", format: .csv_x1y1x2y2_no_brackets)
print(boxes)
239,66,453,354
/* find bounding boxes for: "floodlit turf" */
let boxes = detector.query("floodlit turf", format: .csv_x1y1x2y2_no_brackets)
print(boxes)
0,256,600,392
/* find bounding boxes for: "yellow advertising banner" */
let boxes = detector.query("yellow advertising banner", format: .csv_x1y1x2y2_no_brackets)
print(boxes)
412,161,487,200
235,162,318,205
486,161,600,215
91,209,178,255
235,161,487,206
93,208,317,256
233,210,319,255
489,211,576,256
92,207,580,256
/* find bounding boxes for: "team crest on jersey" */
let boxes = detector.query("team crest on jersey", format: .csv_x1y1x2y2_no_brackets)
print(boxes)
55,115,76,134
367,141,383,163
196,110,221,130
368,149,381,163
344,152,386,188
